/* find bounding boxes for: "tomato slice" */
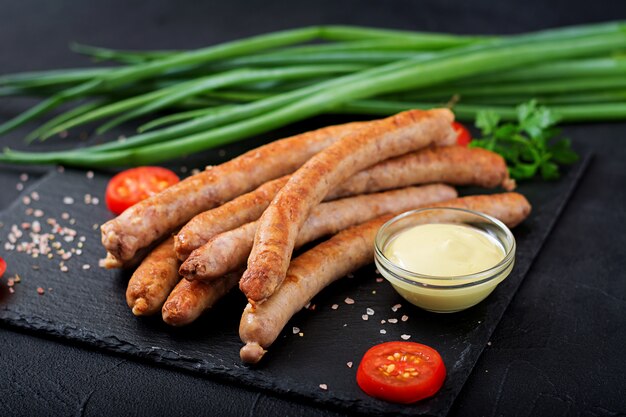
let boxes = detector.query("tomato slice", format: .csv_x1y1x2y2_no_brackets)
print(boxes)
0,257,6,278
105,167,180,215
356,341,446,404
452,121,472,146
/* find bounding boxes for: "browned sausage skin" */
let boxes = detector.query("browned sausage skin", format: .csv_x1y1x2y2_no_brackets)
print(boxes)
101,120,368,266
239,192,531,363
241,109,456,303
173,146,513,262
180,184,457,280
161,271,242,326
329,146,515,198
174,176,289,261
126,236,180,316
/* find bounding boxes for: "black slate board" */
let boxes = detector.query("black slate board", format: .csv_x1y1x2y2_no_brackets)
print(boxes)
0,155,589,416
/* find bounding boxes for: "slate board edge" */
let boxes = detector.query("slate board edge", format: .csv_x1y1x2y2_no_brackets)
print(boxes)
0,155,591,417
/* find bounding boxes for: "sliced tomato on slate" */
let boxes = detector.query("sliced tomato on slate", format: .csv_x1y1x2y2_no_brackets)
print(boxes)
105,167,179,215
356,341,446,404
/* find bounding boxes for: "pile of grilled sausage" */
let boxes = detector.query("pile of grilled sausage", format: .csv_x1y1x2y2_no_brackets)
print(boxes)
100,109,530,364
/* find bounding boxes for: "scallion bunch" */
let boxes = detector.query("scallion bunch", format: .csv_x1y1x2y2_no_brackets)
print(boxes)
1,22,625,167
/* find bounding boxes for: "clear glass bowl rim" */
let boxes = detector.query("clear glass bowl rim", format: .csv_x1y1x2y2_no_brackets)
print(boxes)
374,207,516,290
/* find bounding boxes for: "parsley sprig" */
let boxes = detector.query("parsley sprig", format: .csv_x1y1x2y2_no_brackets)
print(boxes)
471,100,579,180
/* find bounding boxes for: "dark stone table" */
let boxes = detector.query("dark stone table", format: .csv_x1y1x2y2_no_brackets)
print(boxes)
1,1,625,415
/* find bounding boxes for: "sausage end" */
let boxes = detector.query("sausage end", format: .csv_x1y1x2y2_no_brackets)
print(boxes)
240,342,266,364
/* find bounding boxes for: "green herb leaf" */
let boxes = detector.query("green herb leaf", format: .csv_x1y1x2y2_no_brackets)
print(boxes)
472,100,578,181
475,110,500,135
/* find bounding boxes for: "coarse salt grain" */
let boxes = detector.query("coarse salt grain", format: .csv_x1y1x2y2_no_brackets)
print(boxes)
380,329,387,334
401,334,411,340
331,304,339,310
292,327,300,334
362,314,369,321
388,318,398,324
380,320,386,324
366,308,374,316
31,192,39,201
401,315,409,322
19,173,29,182
391,304,402,312
63,197,74,205
347,362,353,368
376,277,383,283
86,171,94,179
319,384,328,390
344,297,355,305
22,196,31,205
16,183,23,191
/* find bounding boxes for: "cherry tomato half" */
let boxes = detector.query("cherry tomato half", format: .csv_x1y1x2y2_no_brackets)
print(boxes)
0,257,6,278
356,341,446,404
452,121,472,146
105,167,179,215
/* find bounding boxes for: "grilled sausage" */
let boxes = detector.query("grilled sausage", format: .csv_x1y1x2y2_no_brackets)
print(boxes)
101,120,368,266
174,146,513,261
161,271,242,326
126,236,180,316
239,192,531,363
174,176,289,261
329,145,516,198
180,184,457,280
241,109,456,303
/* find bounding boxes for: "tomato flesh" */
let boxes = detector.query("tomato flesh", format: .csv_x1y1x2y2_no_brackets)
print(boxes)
105,167,179,215
0,257,6,278
452,121,472,146
356,341,446,404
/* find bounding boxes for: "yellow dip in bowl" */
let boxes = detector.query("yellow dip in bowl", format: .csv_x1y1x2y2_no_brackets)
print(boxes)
374,207,516,313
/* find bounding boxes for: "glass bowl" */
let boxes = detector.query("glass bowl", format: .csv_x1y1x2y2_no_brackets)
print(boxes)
374,207,516,313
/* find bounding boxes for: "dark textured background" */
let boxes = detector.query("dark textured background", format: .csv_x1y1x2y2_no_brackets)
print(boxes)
1,1,626,416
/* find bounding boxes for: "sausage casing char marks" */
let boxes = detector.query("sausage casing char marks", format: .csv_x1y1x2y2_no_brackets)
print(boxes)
241,109,456,303
101,120,368,266
174,176,289,261
239,192,531,363
179,184,457,280
173,145,514,262
126,236,180,316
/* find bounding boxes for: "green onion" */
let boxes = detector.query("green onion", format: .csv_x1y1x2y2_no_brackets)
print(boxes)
1,21,626,167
